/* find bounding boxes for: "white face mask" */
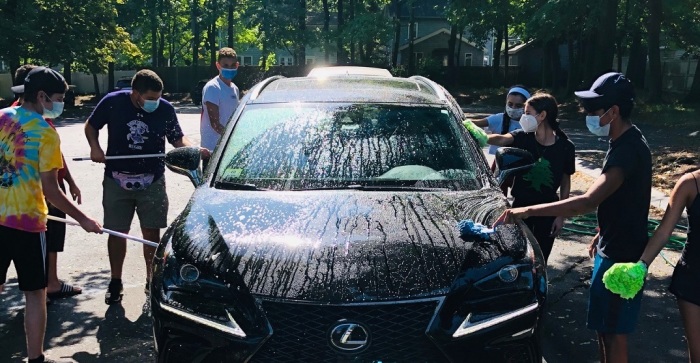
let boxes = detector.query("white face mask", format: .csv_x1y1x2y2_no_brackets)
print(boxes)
519,114,539,133
42,94,64,118
505,105,524,120
586,109,611,137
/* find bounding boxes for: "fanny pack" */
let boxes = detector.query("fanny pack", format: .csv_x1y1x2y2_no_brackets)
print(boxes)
111,171,155,191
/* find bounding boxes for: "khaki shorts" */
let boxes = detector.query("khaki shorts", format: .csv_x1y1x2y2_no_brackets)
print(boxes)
102,176,168,231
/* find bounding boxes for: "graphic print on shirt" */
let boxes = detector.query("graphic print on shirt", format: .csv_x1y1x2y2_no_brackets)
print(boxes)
127,119,149,149
522,157,553,192
0,119,25,188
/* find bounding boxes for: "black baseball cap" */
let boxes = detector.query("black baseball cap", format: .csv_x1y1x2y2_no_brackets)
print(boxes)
10,66,67,96
575,72,635,112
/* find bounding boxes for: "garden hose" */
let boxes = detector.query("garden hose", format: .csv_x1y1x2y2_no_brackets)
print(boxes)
561,213,688,267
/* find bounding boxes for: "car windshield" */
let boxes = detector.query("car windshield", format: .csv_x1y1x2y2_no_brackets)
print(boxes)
215,103,481,191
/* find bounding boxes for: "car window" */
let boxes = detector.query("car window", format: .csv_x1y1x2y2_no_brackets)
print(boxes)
215,103,481,191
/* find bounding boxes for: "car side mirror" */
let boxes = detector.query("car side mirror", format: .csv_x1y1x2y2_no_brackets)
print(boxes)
165,147,203,187
494,147,536,187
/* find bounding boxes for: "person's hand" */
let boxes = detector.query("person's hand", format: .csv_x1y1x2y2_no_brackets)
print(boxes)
550,216,564,237
588,232,600,258
90,147,106,163
493,207,530,228
199,147,211,160
68,182,82,204
79,217,102,234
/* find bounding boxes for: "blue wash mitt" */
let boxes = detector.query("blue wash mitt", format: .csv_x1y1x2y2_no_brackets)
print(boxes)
457,219,495,240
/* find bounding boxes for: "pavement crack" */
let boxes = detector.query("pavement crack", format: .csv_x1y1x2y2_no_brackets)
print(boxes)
548,283,589,307
549,256,588,284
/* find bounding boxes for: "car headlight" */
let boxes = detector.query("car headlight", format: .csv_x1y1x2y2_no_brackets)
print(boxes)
452,302,539,338
158,239,246,338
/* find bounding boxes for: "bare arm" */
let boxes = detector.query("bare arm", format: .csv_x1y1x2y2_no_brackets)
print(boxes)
472,118,488,128
487,133,514,146
41,170,100,233
495,167,626,225
84,121,106,163
204,101,225,134
640,174,695,266
59,158,82,204
559,173,571,200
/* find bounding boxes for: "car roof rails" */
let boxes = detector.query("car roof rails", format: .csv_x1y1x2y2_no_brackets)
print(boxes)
408,76,448,102
249,75,286,101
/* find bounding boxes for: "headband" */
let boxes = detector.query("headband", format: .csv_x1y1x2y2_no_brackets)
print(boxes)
508,87,530,99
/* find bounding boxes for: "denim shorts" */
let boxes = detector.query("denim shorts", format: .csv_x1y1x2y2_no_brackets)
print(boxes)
587,253,644,334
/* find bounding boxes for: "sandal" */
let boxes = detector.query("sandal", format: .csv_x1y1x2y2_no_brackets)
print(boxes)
47,282,82,299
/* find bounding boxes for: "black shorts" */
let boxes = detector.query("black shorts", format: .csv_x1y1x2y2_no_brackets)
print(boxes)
46,180,67,252
670,256,700,307
0,225,48,291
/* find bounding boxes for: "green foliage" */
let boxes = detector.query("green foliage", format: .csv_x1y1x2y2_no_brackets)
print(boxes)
522,157,553,192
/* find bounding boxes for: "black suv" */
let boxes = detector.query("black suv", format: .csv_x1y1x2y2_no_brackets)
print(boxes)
152,68,546,362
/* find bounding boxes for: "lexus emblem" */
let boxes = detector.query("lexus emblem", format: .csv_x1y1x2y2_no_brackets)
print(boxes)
329,321,370,352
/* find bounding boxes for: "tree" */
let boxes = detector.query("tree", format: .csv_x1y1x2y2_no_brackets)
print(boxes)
665,0,700,103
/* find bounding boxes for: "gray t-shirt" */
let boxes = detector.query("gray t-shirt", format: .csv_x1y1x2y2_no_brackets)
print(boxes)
200,76,240,150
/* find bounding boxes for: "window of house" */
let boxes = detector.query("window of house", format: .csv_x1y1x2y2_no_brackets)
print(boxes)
306,57,315,65
464,53,473,66
279,57,294,66
242,56,253,66
406,22,419,40
415,52,423,63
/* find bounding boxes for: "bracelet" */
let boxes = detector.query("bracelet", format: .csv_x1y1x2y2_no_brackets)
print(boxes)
638,259,649,269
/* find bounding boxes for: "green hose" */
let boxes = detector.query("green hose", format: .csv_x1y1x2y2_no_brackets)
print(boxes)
562,213,687,251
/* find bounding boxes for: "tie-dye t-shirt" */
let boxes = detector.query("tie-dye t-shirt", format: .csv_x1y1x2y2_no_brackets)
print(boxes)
0,106,63,232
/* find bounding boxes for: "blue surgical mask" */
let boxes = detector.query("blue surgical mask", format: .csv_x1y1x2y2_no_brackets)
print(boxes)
42,95,64,118
221,68,237,80
586,109,611,137
142,99,160,113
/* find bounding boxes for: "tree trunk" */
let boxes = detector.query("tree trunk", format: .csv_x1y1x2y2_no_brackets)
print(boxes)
592,0,619,78
617,0,631,71
448,26,457,67
209,0,218,67
92,73,101,96
503,23,509,85
565,35,577,95
108,62,115,91
323,0,330,63
391,0,401,67
492,28,503,85
337,0,347,64
228,0,234,47
683,60,700,104
192,0,200,70
63,61,72,85
298,0,306,66
349,0,355,64
149,0,158,66
646,0,663,103
407,1,415,74
626,30,647,87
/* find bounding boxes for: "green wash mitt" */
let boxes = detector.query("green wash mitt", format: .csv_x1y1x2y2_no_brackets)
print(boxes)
463,119,488,148
602,261,647,299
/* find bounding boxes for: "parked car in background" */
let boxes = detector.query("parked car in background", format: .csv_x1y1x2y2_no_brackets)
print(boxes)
191,79,208,105
114,78,132,92
152,67,547,363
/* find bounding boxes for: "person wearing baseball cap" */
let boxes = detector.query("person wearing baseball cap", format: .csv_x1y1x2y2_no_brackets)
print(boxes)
492,71,652,362
0,66,102,363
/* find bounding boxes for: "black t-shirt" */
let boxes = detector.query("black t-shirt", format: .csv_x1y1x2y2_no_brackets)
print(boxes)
597,126,652,261
87,91,184,180
509,130,576,207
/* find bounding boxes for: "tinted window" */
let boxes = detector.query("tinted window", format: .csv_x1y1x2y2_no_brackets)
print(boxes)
215,103,480,191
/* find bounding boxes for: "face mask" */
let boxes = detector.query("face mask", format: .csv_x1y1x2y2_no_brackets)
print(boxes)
520,114,539,133
505,106,524,120
42,95,64,118
142,98,160,113
586,109,611,137
221,68,237,80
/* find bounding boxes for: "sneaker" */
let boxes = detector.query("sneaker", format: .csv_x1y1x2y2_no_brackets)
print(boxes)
105,280,123,305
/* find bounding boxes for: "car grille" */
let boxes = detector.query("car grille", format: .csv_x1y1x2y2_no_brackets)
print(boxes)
252,298,446,362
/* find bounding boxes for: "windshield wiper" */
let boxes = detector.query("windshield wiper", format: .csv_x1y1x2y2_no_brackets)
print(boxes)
214,181,268,191
293,184,449,191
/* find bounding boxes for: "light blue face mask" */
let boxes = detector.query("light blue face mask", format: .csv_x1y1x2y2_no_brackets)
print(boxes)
142,98,160,113
221,68,238,80
42,95,64,118
586,108,611,137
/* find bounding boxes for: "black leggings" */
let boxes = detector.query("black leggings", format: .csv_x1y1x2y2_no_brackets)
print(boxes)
523,216,556,262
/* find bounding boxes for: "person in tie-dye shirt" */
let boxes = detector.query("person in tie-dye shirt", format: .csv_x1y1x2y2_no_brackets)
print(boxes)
0,67,101,363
